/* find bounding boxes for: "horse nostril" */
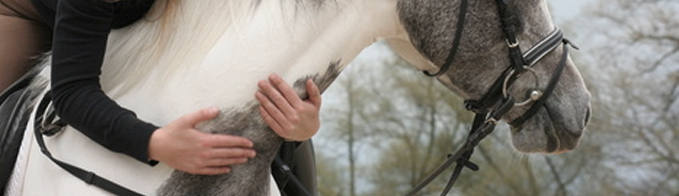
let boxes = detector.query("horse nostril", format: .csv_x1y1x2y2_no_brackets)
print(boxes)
584,107,592,126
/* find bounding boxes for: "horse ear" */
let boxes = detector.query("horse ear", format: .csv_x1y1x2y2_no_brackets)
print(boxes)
501,0,513,5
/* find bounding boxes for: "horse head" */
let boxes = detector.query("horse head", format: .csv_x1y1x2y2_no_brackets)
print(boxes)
393,0,591,154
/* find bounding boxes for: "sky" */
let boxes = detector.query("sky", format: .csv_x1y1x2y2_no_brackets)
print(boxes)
549,0,590,24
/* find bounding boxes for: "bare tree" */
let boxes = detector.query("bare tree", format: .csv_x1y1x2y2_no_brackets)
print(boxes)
351,55,594,196
574,0,679,195
315,151,349,196
362,57,470,195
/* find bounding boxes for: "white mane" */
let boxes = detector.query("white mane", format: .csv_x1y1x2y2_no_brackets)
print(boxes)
102,1,256,93
100,0,405,124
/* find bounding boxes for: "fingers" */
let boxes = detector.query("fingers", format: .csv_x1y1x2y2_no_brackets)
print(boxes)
257,80,297,118
193,145,255,175
155,108,263,176
183,136,256,175
258,105,287,138
206,158,249,168
306,79,322,108
198,148,254,167
256,91,291,126
255,74,322,141
179,135,256,175
256,74,321,115
209,147,256,159
174,107,219,128
207,134,255,148
268,74,304,107
193,167,232,175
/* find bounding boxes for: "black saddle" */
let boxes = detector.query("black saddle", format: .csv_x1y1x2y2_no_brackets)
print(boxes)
0,69,43,194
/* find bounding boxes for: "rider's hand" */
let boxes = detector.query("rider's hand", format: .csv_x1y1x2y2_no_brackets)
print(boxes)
255,74,322,141
148,107,256,175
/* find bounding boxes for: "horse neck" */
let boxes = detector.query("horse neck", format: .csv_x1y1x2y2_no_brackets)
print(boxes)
99,0,404,122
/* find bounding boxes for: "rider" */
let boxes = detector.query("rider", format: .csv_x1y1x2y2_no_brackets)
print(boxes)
1,0,320,181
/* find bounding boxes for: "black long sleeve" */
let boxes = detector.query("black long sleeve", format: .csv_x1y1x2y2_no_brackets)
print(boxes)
33,0,157,164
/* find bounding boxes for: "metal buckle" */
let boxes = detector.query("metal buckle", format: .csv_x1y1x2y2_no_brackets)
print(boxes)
506,39,519,48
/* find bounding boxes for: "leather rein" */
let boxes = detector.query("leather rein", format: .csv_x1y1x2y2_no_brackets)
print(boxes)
407,0,577,195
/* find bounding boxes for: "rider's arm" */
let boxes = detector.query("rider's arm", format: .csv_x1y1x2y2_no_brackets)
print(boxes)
49,0,157,164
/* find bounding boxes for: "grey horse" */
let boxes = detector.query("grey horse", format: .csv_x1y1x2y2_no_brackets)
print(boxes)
4,0,590,195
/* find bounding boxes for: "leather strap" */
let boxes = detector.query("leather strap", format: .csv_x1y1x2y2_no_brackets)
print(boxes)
273,156,313,196
34,92,144,196
406,97,515,196
510,40,573,126
423,0,470,77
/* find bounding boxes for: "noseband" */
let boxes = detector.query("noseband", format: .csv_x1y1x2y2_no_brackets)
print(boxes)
407,0,577,195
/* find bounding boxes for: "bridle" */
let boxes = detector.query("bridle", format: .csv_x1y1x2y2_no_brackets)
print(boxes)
407,0,577,195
